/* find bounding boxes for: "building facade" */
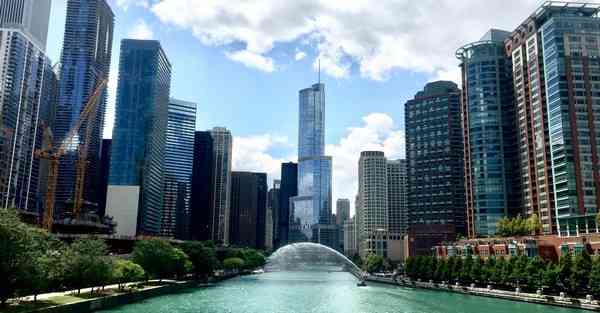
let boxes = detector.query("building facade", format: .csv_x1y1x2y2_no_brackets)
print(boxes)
278,162,297,247
457,29,521,237
211,127,232,244
387,159,407,235
189,131,214,241
55,0,114,215
267,180,280,247
0,0,51,49
96,138,111,217
108,39,171,235
229,171,267,249
405,81,466,236
343,217,357,257
290,83,333,247
336,198,350,225
160,98,195,239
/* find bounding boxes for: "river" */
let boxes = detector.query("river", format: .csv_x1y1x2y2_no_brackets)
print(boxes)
100,271,583,313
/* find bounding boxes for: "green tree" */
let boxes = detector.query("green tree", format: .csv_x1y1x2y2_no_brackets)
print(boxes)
181,241,220,279
240,249,266,270
171,248,193,279
460,256,473,284
364,254,385,273
470,257,484,284
434,259,448,282
525,257,545,291
223,257,245,270
510,255,528,288
133,239,181,281
63,238,111,294
526,214,542,235
113,259,145,290
558,254,573,293
542,262,559,293
570,251,592,294
590,257,600,298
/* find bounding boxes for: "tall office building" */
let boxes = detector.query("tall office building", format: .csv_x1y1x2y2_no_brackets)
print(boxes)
457,29,521,238
55,0,114,215
387,159,407,235
405,81,466,236
108,39,171,235
96,139,111,217
336,199,350,225
229,171,267,249
267,180,281,246
357,151,388,257
0,28,52,212
343,217,357,257
0,0,51,50
211,127,232,244
290,83,334,247
160,98,196,239
190,131,214,241
278,162,297,246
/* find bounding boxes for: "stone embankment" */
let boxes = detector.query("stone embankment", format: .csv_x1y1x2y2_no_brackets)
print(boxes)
366,275,600,311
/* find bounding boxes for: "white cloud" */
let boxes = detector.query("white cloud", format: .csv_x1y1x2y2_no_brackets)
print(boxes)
295,51,307,61
127,19,154,40
326,113,405,216
148,0,550,81
225,50,275,72
115,0,149,10
232,134,295,187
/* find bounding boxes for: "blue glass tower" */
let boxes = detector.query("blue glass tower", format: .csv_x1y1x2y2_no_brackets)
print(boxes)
55,0,114,215
290,83,334,246
109,39,171,235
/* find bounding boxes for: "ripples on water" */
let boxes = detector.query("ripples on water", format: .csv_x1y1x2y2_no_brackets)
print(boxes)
99,271,583,313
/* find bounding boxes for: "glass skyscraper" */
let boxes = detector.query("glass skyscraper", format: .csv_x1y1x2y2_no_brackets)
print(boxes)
278,161,297,247
55,0,114,215
161,98,196,239
210,127,232,244
457,29,521,237
0,0,51,50
290,83,333,247
190,131,214,241
109,39,171,235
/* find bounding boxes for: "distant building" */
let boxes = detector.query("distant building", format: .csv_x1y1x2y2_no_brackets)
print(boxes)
457,29,521,237
336,199,350,225
229,171,267,249
405,81,466,236
386,159,407,235
343,218,357,257
96,139,111,217
160,98,195,239
55,0,114,216
265,205,273,251
267,180,280,247
278,162,297,247
189,131,214,241
211,127,232,244
0,0,51,50
108,39,171,236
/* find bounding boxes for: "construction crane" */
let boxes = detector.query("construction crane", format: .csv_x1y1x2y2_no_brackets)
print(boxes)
36,79,108,231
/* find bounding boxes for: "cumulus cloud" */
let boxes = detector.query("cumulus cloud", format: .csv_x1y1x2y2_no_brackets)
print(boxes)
115,0,149,10
148,0,550,81
295,51,307,61
226,50,275,72
232,134,295,187
127,19,154,40
326,113,405,215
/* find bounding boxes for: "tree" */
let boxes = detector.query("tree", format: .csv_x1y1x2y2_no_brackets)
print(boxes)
542,262,559,293
570,251,592,294
509,255,528,288
525,257,545,291
223,257,245,270
113,259,145,290
240,249,266,270
590,257,600,299
171,248,193,280
63,238,111,294
558,253,573,293
460,256,473,284
364,254,385,273
470,257,484,284
133,239,181,281
181,241,220,279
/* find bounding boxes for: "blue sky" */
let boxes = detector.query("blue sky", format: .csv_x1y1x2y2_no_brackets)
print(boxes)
45,0,549,212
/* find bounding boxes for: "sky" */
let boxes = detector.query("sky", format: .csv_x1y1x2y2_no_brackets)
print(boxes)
45,0,567,215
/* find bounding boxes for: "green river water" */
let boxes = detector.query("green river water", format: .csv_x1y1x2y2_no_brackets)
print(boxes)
100,271,583,313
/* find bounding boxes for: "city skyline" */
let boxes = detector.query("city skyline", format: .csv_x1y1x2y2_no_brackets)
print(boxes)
44,0,559,214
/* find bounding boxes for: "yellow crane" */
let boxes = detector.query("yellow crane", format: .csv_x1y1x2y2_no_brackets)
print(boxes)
36,79,108,231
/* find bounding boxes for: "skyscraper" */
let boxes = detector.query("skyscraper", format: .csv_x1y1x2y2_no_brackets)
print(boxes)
229,171,267,249
278,162,297,246
108,39,171,235
96,139,111,217
290,83,333,247
190,131,214,241
0,28,52,212
268,180,281,246
211,127,232,244
357,151,388,257
457,29,521,237
55,0,114,215
161,98,196,239
386,159,407,235
0,0,51,50
335,199,350,225
405,81,466,236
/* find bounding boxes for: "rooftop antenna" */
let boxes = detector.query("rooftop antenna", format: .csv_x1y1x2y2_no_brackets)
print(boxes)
318,58,321,84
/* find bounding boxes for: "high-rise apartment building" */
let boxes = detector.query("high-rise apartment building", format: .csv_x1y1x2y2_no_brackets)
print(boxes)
357,151,389,257
290,83,334,247
211,127,232,244
108,39,171,235
343,217,357,257
160,98,195,239
386,159,407,235
405,81,466,236
457,29,521,238
0,0,51,50
278,162,297,247
229,171,267,249
268,180,281,246
96,139,111,217
55,0,114,215
336,199,350,225
190,131,214,241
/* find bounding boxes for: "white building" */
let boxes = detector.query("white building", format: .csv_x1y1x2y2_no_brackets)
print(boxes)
106,185,140,237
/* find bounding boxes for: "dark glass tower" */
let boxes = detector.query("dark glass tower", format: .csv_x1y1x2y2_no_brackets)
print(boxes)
190,131,214,241
96,138,111,217
405,81,466,236
55,0,114,215
229,171,267,249
109,39,171,235
278,162,297,247
457,29,521,237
